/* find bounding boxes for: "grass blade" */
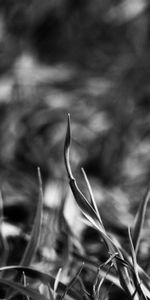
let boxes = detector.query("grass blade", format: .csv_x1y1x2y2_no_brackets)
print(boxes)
81,168,103,226
0,265,83,300
63,115,150,299
93,263,113,300
61,263,84,300
0,277,49,300
132,186,150,254
128,227,140,284
64,115,124,256
23,271,30,300
64,113,74,180
53,268,62,299
0,192,9,268
6,168,44,299
64,115,110,235
20,167,43,266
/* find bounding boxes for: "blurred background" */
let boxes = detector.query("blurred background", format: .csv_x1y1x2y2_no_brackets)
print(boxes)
0,0,150,292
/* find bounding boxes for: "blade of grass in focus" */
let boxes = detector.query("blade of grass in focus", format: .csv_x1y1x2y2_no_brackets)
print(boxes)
63,114,143,300
81,167,103,227
64,114,108,235
64,115,126,258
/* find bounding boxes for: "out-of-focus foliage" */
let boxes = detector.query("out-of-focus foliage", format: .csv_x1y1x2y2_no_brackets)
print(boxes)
0,1,150,299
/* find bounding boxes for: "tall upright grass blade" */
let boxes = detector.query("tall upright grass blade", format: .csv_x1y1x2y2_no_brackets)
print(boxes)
20,167,43,266
132,187,150,254
64,114,106,233
64,115,128,256
64,113,74,180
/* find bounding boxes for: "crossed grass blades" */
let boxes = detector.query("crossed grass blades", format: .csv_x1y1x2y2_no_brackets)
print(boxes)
0,115,149,299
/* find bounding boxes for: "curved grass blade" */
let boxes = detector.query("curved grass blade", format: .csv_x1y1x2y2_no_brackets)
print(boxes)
64,113,74,180
0,266,83,300
64,115,113,238
0,278,49,300
64,116,128,257
132,186,150,254
64,115,141,299
81,168,103,227
20,167,43,266
70,177,105,232
64,114,108,235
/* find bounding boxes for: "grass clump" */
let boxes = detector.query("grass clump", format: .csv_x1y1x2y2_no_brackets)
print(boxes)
0,115,149,300
64,114,150,300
